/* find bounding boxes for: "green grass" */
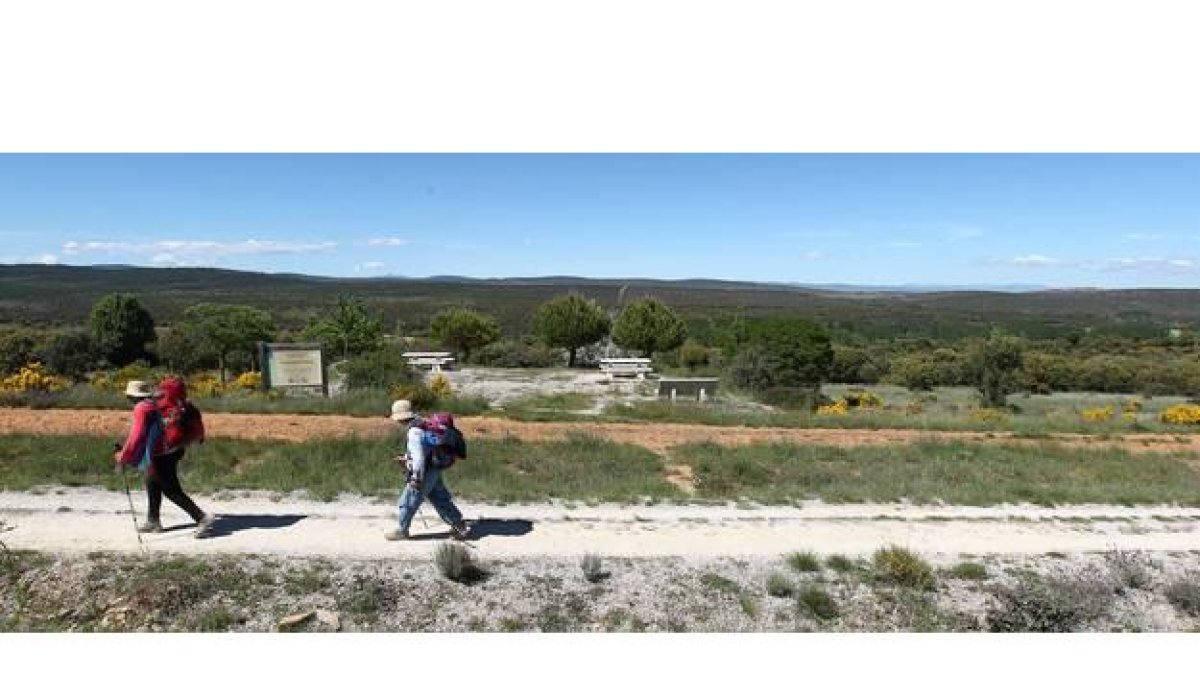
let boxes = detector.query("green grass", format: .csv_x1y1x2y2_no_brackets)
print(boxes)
502,393,597,418
946,562,989,580
0,432,682,503
873,546,936,591
674,440,1200,506
766,572,795,598
796,584,840,621
785,551,822,573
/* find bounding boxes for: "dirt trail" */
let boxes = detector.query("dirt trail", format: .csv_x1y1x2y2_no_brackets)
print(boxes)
3,407,1200,452
3,489,1199,560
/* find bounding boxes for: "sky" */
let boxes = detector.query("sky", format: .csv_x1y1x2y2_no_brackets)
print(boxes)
1,154,1199,288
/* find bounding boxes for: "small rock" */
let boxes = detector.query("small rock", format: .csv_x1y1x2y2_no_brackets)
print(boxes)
278,611,316,631
315,610,341,631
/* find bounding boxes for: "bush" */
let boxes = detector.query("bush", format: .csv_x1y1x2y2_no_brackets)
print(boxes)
433,543,486,584
873,546,936,591
947,562,989,581
343,348,418,391
41,331,99,381
1103,549,1154,590
580,554,606,583
1080,406,1114,422
985,568,1116,632
766,572,796,598
233,371,263,392
1165,574,1200,617
0,363,69,394
797,585,840,621
785,551,822,573
825,555,857,573
472,338,564,368
428,373,453,399
1161,404,1200,425
388,382,439,410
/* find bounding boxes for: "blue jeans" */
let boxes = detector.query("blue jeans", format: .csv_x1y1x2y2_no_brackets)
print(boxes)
397,468,464,532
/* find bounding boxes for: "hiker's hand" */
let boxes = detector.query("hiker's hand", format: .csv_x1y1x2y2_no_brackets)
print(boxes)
409,478,423,490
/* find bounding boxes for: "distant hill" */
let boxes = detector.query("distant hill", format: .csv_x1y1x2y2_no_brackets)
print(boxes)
2,264,1198,341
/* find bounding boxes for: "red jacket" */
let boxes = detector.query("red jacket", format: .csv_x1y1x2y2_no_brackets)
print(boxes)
158,377,205,451
116,399,164,465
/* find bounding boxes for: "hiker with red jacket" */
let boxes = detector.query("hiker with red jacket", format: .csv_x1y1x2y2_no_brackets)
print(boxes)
113,378,215,538
385,399,470,541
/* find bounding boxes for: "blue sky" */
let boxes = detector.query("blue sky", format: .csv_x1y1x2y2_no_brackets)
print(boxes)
1,154,1199,288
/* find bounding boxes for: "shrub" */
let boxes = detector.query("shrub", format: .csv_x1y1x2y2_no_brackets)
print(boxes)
187,373,227,398
388,382,439,410
233,371,263,392
580,554,606,583
433,543,486,584
766,572,796,598
841,390,883,409
968,407,1009,424
785,551,822,573
343,348,418,391
873,546,936,591
1080,406,1114,422
985,567,1116,632
1165,574,1200,617
797,585,840,621
699,573,741,594
41,331,99,381
1,363,69,393
816,399,849,416
1161,404,1200,425
947,562,989,581
1103,549,1154,590
825,555,857,573
473,338,563,368
429,373,453,399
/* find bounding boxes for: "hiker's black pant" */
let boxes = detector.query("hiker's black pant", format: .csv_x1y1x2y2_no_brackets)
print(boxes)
146,449,205,522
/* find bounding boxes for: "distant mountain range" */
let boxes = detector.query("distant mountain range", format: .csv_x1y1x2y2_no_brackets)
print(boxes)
1,264,1196,340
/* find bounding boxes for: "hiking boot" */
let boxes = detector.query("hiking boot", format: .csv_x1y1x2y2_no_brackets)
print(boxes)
384,529,411,541
193,514,215,539
137,519,163,534
449,521,470,541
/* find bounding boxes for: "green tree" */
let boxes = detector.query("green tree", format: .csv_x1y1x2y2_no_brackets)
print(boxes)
155,324,218,375
678,338,711,372
532,293,611,367
89,293,157,367
884,354,938,392
302,296,385,361
969,329,1025,407
0,328,40,374
42,331,99,381
729,317,833,408
429,308,501,363
180,303,276,383
612,298,687,358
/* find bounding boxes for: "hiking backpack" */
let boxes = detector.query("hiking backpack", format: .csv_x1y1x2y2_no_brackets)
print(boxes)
420,412,468,470
157,376,205,451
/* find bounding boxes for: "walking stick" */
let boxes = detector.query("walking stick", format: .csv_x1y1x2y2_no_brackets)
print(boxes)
113,442,145,551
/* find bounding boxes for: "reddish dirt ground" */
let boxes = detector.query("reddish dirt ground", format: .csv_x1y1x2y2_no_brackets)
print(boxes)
3,407,1199,452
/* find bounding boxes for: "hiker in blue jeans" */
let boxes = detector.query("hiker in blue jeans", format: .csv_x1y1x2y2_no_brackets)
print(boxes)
385,399,470,541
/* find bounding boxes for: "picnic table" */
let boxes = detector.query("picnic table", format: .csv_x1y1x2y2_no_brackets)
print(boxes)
403,351,456,372
657,377,719,402
599,357,653,379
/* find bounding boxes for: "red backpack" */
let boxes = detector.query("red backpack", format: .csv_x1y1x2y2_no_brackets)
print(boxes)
157,377,205,451
419,412,468,470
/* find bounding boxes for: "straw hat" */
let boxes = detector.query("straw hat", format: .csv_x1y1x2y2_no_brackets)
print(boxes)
123,380,156,399
389,399,416,422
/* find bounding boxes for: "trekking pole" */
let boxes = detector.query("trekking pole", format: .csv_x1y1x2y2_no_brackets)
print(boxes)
119,464,145,552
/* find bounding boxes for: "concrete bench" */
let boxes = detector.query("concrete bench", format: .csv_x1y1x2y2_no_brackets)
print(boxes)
599,357,653,379
658,377,719,402
403,352,456,372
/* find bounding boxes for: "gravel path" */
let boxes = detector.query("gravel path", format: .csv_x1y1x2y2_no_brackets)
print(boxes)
3,489,1199,559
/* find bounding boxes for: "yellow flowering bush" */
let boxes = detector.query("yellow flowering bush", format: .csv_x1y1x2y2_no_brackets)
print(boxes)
428,373,453,399
1,363,69,393
841,390,884,409
1122,399,1143,414
968,407,1009,424
389,382,438,409
187,374,226,398
233,371,263,392
1080,406,1114,422
817,399,849,416
1160,404,1200,426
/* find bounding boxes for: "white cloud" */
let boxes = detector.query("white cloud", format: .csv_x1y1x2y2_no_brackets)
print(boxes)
1094,257,1196,273
368,237,409,247
62,236,338,263
1009,254,1062,266
0,253,59,265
